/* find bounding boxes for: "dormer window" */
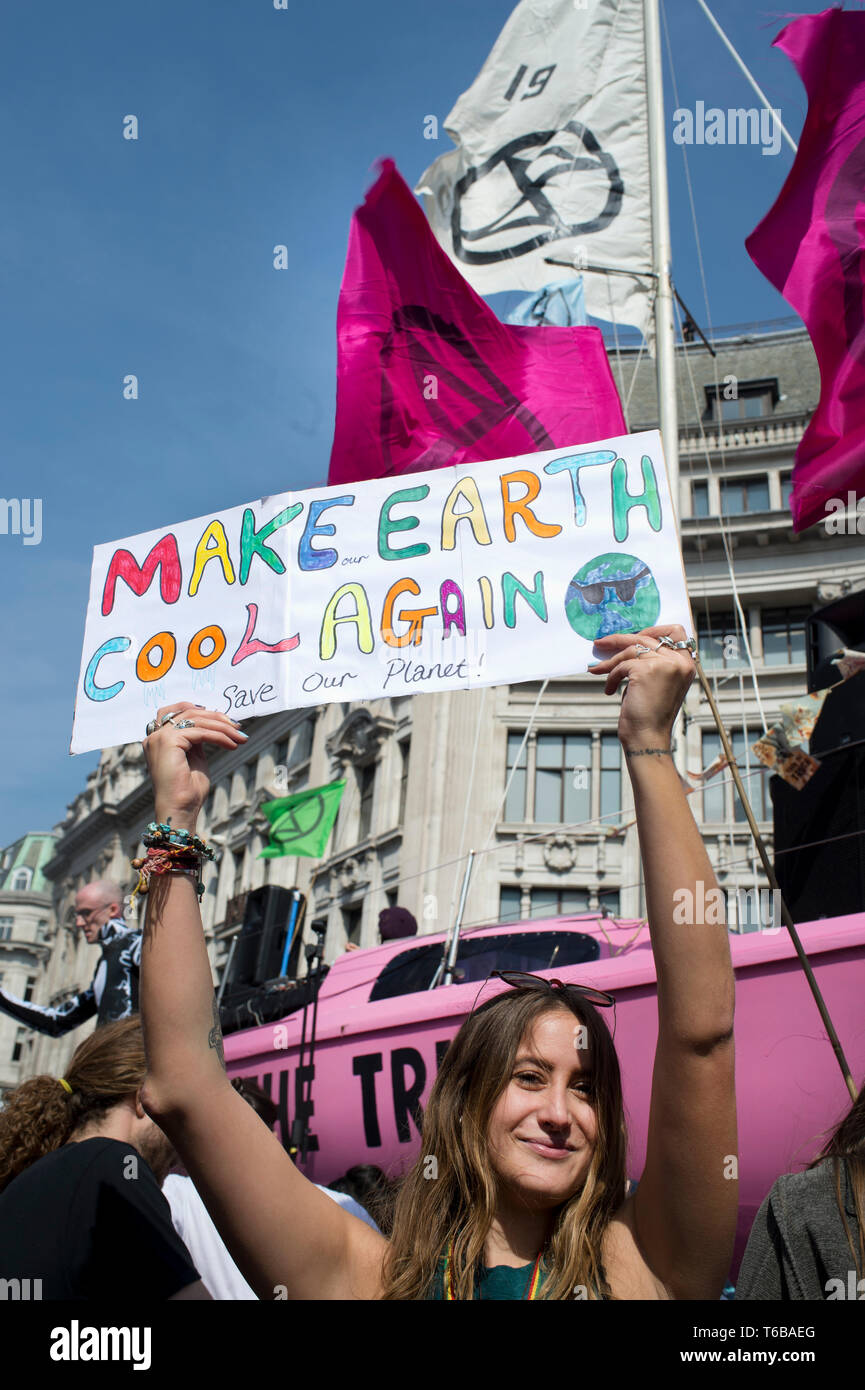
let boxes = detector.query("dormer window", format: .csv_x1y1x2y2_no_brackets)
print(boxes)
704,378,779,422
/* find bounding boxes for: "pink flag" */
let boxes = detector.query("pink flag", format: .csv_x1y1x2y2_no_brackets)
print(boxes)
328,160,625,486
746,9,865,532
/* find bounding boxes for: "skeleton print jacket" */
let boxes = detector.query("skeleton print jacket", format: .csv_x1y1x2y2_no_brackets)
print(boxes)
0,919,141,1035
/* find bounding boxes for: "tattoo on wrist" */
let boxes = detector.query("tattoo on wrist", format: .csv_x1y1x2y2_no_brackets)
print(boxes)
624,748,673,759
208,995,225,1071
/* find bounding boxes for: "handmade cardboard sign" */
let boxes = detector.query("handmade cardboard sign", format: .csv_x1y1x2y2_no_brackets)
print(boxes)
71,429,692,753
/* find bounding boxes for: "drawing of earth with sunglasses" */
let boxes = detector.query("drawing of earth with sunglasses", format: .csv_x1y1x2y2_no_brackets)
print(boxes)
564,553,660,640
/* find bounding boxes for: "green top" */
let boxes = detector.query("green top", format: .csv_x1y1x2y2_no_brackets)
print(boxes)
429,1256,547,1301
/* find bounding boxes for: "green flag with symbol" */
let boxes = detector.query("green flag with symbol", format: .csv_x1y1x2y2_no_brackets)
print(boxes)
258,780,346,859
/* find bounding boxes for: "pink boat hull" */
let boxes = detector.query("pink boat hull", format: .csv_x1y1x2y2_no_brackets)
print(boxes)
224,911,865,1278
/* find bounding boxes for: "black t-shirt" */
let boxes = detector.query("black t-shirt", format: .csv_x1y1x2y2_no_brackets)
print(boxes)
0,1137,200,1300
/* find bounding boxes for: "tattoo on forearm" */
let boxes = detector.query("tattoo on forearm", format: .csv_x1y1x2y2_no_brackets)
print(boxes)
208,995,225,1071
624,748,673,759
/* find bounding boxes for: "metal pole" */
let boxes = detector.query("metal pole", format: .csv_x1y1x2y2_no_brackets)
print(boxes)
443,850,475,988
645,0,679,512
695,0,798,155
697,659,858,1102
645,0,689,785
216,929,241,1007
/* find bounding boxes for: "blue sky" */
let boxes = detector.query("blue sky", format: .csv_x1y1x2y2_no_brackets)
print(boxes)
0,0,817,846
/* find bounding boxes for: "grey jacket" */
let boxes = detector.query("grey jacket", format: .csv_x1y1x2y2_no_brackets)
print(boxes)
736,1159,863,1300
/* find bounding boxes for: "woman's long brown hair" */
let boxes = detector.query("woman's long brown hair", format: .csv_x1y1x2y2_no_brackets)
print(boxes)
810,1083,865,1277
0,1017,147,1194
381,987,626,1300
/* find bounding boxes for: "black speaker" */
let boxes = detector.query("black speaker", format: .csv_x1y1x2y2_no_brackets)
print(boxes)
221,886,304,996
810,670,865,756
807,589,865,692
772,743,865,922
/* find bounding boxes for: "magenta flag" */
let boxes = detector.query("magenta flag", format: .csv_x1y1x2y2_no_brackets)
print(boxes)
746,9,865,532
328,160,625,486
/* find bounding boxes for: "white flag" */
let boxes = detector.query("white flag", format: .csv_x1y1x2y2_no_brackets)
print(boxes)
416,0,653,338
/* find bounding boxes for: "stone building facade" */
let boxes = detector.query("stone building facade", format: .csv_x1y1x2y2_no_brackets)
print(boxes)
0,833,57,1096
14,323,865,1082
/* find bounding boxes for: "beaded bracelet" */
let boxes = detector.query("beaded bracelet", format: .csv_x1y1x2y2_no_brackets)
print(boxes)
142,821,215,860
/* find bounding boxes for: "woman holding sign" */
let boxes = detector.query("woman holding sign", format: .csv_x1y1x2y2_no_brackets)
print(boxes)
138,625,736,1299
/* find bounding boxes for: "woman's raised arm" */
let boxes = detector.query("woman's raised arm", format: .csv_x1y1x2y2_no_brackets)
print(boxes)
589,629,737,1300
138,704,388,1300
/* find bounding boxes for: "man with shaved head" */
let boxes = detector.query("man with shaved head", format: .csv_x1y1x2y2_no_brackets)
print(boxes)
0,879,142,1035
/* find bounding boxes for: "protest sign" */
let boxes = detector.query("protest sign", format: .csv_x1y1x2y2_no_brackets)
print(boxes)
71,429,692,754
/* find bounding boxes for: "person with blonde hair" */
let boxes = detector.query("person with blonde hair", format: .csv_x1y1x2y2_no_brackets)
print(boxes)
138,625,737,1300
0,1017,209,1299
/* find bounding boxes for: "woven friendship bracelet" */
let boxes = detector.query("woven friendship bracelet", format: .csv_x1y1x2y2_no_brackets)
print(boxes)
130,845,207,903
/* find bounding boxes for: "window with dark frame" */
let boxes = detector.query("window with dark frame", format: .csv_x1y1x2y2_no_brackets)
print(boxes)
504,731,619,824
535,733,591,824
398,740,411,822
529,886,592,918
343,905,362,946
499,886,523,923
358,763,376,842
696,613,749,670
274,738,289,775
499,886,622,921
600,734,622,823
290,720,313,766
692,481,710,517
232,849,245,899
702,729,771,823
720,475,771,515
504,732,528,821
704,379,778,422
761,607,808,666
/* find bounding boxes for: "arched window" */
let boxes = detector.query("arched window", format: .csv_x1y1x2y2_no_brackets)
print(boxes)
11,868,31,892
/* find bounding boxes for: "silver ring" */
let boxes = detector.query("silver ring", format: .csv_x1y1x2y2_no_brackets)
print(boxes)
673,638,698,656
175,719,195,729
655,635,677,650
160,712,178,728
633,643,651,655
145,719,159,736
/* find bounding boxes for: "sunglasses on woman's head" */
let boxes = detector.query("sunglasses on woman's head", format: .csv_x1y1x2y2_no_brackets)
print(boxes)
467,968,616,1023
491,970,616,1009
